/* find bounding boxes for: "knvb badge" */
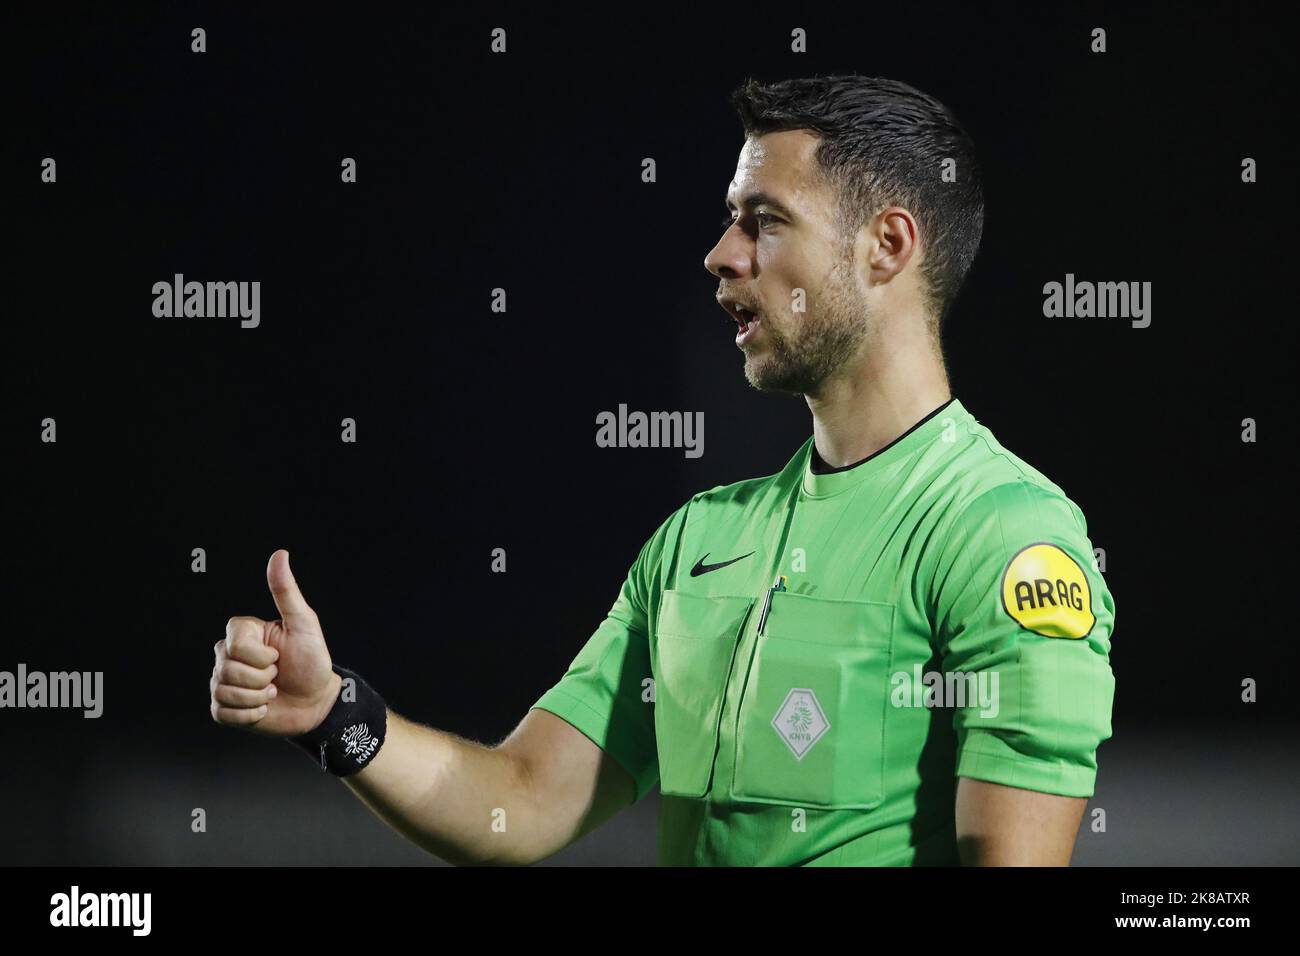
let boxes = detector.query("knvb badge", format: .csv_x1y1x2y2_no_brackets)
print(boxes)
772,688,830,759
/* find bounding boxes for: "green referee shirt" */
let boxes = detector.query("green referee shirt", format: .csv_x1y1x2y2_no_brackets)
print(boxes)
531,397,1116,866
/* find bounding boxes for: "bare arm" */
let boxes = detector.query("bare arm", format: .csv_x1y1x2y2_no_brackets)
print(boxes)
954,776,1086,865
343,707,636,866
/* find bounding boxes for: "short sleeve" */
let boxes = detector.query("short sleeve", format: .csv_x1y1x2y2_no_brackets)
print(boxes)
530,506,684,803
931,480,1116,798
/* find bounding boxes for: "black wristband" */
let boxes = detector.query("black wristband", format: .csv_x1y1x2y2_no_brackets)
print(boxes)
291,665,387,777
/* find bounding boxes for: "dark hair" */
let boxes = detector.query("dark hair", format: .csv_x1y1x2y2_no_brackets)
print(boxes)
731,74,984,329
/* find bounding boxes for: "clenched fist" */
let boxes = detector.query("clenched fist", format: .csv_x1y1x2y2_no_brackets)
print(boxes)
210,549,343,737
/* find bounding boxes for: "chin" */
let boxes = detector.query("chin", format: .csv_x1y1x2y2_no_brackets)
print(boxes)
743,359,809,395
741,355,771,390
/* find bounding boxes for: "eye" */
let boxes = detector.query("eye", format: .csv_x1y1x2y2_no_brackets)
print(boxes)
720,212,778,229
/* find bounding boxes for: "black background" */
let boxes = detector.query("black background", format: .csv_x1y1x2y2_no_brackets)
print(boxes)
4,1,1296,865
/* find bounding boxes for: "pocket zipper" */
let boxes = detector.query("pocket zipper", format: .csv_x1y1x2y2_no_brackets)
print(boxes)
755,574,788,636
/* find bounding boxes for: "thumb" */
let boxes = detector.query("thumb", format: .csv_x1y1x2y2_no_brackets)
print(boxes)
266,549,316,626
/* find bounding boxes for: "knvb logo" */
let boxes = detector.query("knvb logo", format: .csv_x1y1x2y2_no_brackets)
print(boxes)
772,688,829,759
341,722,380,764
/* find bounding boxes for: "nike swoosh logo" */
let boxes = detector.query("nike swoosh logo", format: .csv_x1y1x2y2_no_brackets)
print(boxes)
689,551,756,577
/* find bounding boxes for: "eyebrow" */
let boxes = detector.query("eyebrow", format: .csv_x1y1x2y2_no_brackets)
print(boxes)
724,191,798,220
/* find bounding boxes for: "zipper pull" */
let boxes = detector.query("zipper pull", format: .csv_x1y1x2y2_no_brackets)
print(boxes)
756,575,788,635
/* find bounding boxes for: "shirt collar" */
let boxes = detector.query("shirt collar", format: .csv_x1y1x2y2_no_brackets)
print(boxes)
801,397,967,498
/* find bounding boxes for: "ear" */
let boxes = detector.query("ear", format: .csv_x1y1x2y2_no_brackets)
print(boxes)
867,206,920,283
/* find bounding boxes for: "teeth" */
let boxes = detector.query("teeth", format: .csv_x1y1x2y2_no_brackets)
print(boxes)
723,299,757,325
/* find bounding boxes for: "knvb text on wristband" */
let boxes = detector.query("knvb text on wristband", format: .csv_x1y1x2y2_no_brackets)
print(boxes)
291,665,388,777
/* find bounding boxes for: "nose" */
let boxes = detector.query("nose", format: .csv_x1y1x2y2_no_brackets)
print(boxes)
704,225,753,280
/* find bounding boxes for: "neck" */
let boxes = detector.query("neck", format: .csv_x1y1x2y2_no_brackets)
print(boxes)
805,317,950,468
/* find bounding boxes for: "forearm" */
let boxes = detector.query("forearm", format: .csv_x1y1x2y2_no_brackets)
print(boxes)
341,710,547,866
955,776,1086,865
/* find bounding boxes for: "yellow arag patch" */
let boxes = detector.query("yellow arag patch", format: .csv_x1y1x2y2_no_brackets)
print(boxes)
1000,543,1095,639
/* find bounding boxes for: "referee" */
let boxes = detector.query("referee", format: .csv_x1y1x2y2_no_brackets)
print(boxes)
210,75,1115,866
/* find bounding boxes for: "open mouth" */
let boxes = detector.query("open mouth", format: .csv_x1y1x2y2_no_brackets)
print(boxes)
722,297,759,348
719,297,761,338
731,305,761,347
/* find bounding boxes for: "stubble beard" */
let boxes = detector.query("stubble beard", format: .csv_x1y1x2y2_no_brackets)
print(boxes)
742,252,872,395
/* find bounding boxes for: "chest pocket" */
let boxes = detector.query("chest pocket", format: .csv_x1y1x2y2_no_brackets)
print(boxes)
732,591,894,810
652,589,756,798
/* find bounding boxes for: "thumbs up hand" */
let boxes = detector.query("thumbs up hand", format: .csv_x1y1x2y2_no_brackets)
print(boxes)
210,550,343,737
